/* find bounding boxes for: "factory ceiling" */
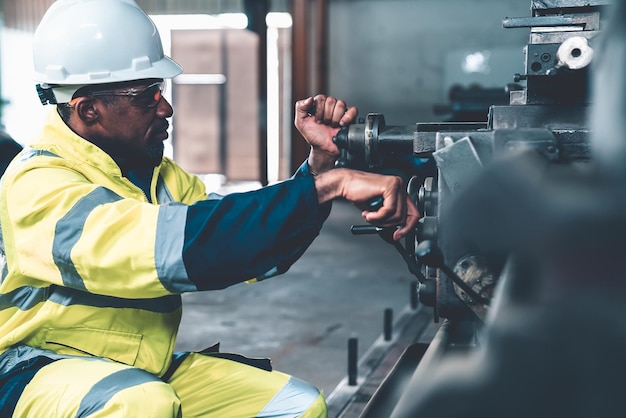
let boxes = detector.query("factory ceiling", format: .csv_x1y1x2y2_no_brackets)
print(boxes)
2,0,290,31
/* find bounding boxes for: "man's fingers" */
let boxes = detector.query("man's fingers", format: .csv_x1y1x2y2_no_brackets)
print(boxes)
310,95,354,127
313,95,326,122
362,191,401,224
360,183,420,241
323,97,338,124
340,106,358,126
343,171,421,241
393,198,420,240
295,96,314,120
331,100,347,125
300,94,357,128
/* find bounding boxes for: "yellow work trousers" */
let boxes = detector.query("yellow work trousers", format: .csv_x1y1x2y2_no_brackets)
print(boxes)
13,353,327,417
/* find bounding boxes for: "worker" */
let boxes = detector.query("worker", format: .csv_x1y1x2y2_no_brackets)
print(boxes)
0,0,418,417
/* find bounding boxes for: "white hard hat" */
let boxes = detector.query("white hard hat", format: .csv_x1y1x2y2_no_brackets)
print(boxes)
33,0,183,104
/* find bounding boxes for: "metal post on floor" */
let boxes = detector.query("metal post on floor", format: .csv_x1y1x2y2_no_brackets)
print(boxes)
348,337,358,386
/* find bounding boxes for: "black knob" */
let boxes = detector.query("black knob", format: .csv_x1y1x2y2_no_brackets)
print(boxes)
415,240,444,268
333,126,349,148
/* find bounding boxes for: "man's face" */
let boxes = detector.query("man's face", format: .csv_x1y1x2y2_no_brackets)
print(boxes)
85,78,173,168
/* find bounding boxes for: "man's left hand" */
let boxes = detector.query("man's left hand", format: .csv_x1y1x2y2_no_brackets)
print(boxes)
294,95,358,174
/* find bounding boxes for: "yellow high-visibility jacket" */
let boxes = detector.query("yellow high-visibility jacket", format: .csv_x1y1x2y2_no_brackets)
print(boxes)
0,109,327,376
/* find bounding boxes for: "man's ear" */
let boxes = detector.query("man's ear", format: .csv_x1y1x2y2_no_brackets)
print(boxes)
72,97,100,124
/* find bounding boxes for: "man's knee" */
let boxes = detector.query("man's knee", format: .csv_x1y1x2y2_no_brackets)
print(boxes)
301,392,328,418
96,380,181,418
259,376,327,418
74,366,181,417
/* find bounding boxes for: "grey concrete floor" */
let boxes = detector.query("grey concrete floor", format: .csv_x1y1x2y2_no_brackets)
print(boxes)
175,200,418,397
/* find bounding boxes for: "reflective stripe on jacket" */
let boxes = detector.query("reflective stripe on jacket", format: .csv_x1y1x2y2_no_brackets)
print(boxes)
0,109,328,376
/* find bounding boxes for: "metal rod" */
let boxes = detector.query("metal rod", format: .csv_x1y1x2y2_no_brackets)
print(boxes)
348,337,358,386
384,308,393,341
411,281,418,310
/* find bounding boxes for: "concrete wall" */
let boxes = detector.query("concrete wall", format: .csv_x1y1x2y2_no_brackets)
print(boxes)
328,0,531,125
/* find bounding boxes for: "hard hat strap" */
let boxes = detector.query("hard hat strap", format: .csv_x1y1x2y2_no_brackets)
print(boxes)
36,84,57,105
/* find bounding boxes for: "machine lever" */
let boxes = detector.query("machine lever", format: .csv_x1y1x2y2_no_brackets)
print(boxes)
350,225,427,283
416,240,490,305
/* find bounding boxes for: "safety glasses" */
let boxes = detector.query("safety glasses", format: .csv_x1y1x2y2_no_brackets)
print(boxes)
71,81,166,108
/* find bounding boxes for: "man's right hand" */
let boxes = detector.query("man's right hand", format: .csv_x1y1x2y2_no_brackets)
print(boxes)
313,168,420,241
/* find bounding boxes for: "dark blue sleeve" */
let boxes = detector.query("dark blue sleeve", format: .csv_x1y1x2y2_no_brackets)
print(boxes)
293,160,332,219
183,175,331,290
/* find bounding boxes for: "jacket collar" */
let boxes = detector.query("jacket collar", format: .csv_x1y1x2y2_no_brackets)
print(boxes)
32,108,125,176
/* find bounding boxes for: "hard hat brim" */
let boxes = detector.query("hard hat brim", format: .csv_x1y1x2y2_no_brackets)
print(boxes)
44,56,183,104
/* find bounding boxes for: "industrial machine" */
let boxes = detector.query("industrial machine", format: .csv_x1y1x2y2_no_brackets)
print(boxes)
326,1,613,416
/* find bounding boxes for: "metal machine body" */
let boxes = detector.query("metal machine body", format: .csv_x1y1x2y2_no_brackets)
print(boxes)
333,0,605,323
328,1,612,416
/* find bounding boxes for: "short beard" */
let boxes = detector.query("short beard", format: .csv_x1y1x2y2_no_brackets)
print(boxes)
93,139,164,171
145,141,165,167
